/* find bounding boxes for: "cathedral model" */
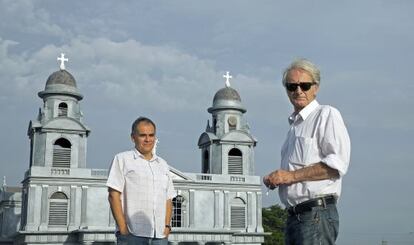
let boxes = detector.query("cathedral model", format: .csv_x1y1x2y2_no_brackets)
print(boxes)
0,54,265,245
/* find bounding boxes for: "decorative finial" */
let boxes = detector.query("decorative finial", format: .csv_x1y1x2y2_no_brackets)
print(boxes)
206,120,211,132
223,71,232,87
57,53,69,70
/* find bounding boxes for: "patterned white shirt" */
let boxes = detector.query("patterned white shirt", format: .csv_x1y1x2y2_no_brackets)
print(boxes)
106,149,175,238
279,100,351,207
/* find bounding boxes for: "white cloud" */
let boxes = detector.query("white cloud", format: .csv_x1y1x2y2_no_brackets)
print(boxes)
0,36,273,114
0,0,67,38
65,37,221,111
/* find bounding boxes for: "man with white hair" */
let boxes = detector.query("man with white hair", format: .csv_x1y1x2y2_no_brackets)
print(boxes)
263,59,351,244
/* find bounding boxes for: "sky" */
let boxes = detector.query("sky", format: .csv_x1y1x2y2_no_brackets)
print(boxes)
1,1,413,244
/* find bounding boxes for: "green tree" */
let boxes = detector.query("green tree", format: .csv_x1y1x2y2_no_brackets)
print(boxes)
262,204,287,245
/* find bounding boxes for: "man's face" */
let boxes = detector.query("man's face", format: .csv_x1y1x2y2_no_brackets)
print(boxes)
285,68,319,112
131,122,156,156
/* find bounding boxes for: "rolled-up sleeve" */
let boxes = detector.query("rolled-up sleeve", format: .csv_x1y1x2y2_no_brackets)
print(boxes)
106,154,125,192
319,107,351,176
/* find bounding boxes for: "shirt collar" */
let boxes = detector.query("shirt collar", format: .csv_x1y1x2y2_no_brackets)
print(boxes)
288,100,319,124
132,148,159,162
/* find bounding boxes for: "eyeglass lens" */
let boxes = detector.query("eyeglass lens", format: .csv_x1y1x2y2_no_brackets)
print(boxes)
286,82,314,92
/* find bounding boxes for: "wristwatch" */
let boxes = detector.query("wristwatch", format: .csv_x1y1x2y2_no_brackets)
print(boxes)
165,225,171,231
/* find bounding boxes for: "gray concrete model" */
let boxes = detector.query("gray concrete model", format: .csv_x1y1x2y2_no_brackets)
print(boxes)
0,65,265,245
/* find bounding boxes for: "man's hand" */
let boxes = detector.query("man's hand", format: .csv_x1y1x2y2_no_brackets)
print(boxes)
164,225,171,237
164,199,173,237
263,169,295,188
263,163,340,188
119,227,130,236
263,174,275,189
108,188,129,236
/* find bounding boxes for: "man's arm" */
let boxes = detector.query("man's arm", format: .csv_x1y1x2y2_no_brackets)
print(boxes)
263,162,339,188
164,199,173,236
108,187,129,235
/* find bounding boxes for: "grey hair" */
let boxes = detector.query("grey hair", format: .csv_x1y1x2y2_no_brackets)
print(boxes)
131,117,156,135
282,58,321,86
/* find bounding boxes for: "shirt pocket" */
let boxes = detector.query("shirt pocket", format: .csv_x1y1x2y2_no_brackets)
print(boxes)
289,136,319,165
125,167,151,186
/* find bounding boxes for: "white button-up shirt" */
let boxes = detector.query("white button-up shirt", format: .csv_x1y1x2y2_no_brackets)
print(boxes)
279,100,351,207
106,149,175,238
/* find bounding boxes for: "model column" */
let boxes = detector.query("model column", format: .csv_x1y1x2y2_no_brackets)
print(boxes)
247,191,255,232
214,190,220,228
189,189,195,227
80,186,88,228
223,191,230,229
256,192,264,232
25,184,39,231
39,184,49,230
69,185,78,230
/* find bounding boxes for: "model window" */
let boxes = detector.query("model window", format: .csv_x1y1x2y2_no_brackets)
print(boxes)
202,150,210,174
213,118,217,133
48,192,68,226
230,197,246,229
228,148,242,175
53,138,71,168
172,195,185,227
58,102,68,117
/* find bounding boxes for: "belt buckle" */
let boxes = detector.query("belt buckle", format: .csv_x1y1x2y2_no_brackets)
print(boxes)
317,196,329,208
317,198,326,208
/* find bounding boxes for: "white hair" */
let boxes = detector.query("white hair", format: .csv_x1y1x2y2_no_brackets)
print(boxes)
282,58,321,86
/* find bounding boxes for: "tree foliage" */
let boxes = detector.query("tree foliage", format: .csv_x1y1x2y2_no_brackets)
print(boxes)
262,204,287,245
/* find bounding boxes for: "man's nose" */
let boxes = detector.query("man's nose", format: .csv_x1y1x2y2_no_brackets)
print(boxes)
294,86,304,93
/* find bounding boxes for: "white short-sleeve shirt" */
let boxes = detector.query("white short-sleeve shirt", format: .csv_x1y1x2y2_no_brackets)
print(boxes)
279,100,351,207
106,149,175,238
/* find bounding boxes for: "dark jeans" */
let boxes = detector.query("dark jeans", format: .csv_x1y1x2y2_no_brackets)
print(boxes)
285,203,339,245
116,233,168,245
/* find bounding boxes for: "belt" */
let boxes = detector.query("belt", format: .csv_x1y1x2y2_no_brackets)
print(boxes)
287,195,337,216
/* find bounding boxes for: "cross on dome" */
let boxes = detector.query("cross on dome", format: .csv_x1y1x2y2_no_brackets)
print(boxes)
223,71,232,87
57,53,69,70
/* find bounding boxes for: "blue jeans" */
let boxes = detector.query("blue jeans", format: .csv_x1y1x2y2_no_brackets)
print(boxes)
285,203,339,245
116,233,168,245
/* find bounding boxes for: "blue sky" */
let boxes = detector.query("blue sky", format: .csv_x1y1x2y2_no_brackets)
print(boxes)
1,1,413,244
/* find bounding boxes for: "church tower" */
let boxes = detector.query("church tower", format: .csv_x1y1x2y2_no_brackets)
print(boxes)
20,54,93,233
28,54,89,169
198,72,257,175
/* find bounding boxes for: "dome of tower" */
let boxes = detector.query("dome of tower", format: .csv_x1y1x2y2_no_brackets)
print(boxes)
208,87,246,113
45,70,77,88
213,87,241,102
38,70,83,100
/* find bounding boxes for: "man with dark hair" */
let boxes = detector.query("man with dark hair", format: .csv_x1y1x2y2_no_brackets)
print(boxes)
263,59,351,244
131,117,156,136
107,117,175,245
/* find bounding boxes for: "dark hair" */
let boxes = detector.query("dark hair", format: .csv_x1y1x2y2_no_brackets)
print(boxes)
131,117,156,135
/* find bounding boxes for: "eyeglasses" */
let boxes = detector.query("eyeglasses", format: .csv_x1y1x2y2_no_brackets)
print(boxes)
285,82,317,92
